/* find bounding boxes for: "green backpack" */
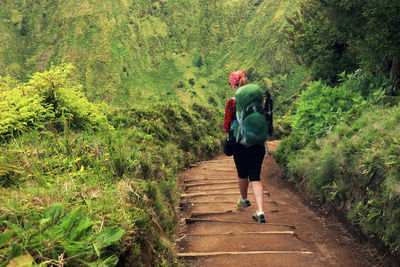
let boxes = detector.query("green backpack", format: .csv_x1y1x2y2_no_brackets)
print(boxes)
233,84,269,146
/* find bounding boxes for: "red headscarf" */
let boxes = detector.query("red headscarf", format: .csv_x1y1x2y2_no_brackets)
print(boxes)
229,70,246,86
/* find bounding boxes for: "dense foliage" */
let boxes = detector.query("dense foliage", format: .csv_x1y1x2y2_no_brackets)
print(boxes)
278,2,400,255
0,64,109,141
286,0,400,83
0,66,222,265
291,78,362,138
274,72,400,254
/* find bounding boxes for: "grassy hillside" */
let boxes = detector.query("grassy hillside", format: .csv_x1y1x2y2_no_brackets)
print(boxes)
0,0,303,112
210,0,306,115
0,65,223,265
274,72,400,255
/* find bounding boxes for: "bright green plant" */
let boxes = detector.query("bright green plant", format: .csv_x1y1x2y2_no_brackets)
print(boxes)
25,64,111,131
0,77,51,140
276,104,400,254
0,65,111,142
1,204,124,266
290,74,365,138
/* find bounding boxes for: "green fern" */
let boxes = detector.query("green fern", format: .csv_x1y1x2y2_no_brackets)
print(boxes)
0,163,18,176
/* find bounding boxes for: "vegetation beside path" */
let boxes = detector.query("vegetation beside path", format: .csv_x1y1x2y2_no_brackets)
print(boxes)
0,66,223,266
274,72,400,256
275,0,400,258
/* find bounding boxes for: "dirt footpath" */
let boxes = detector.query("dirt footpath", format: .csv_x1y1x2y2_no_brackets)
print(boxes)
176,140,376,267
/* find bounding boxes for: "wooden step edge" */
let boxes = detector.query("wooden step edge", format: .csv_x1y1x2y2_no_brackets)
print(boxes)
184,181,238,187
180,231,296,237
180,200,278,205
193,168,235,171
185,218,296,229
190,210,233,217
183,178,235,183
181,191,270,198
186,187,239,192
177,251,313,257
181,192,243,198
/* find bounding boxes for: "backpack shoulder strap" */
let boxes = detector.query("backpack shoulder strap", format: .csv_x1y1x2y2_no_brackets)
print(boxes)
264,91,273,115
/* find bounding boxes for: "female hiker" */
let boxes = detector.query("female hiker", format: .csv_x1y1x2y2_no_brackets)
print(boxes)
223,70,266,223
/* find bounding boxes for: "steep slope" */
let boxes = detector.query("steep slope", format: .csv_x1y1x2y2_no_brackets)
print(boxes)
0,0,302,111
210,0,306,115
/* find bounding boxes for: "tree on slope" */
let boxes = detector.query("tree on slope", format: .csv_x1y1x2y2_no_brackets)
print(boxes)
285,0,400,86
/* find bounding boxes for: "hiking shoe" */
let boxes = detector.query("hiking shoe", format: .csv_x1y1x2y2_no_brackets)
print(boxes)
237,199,251,208
252,212,266,223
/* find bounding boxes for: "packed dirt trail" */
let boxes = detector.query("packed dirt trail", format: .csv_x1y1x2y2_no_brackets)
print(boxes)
176,140,370,267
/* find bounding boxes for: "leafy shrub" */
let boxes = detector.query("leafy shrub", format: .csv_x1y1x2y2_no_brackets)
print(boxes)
290,75,365,138
274,130,307,169
26,64,110,131
0,64,110,142
188,78,195,86
350,69,398,98
0,77,51,140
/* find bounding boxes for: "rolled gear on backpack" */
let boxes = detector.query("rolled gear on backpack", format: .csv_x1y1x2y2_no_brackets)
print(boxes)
264,89,273,137
233,84,269,146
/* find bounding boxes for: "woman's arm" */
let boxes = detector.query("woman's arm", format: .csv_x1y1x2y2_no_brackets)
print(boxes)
223,98,235,132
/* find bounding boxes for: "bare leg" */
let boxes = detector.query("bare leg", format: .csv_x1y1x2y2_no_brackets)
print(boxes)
266,141,272,156
250,181,263,212
238,178,249,199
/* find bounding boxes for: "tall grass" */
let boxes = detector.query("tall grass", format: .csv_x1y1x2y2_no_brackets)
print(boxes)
274,72,400,255
0,67,224,265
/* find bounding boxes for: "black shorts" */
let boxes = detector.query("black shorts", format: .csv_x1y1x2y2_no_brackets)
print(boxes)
233,142,265,181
